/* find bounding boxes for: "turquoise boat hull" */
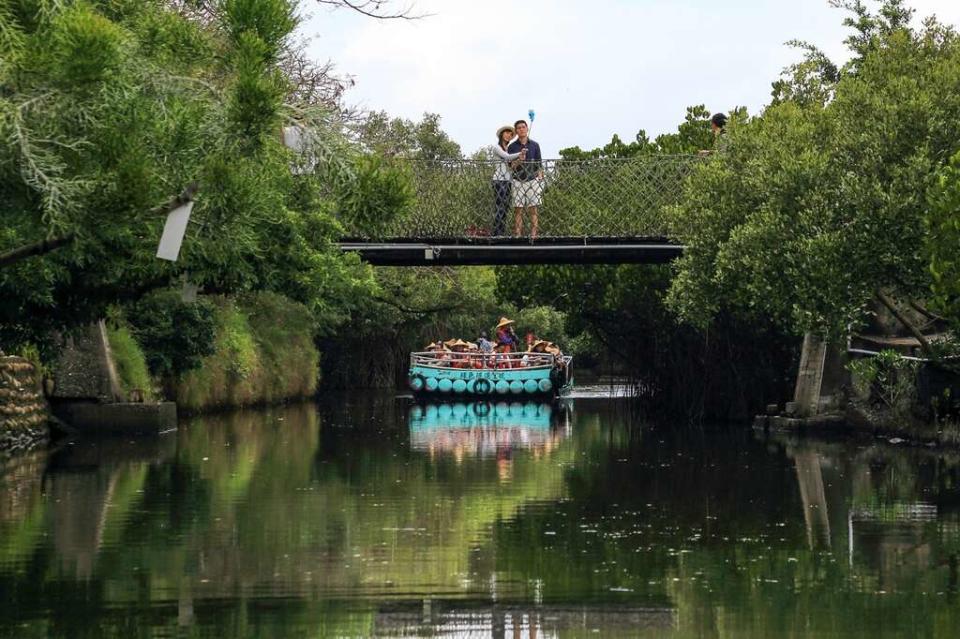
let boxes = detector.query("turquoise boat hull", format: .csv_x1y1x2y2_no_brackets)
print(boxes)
408,359,572,398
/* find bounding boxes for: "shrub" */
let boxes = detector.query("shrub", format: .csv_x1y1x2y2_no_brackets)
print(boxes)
337,155,414,237
126,290,217,378
848,350,919,419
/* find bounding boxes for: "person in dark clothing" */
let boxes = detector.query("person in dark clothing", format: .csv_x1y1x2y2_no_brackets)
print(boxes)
506,120,543,239
699,113,729,156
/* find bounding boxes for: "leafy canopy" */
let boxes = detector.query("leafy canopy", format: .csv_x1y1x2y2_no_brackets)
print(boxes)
0,0,411,351
666,0,960,340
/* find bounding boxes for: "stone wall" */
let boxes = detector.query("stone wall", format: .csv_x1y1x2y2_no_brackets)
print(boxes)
51,321,122,402
0,356,49,453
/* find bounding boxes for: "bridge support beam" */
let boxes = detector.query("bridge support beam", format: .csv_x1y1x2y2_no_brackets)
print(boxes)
340,239,684,266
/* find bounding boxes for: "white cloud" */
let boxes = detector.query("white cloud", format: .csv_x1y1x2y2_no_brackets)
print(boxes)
304,0,960,157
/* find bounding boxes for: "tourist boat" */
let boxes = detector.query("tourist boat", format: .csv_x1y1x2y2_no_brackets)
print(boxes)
408,349,573,398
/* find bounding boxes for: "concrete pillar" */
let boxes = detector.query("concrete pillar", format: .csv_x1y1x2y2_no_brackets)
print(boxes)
793,334,848,418
793,334,827,417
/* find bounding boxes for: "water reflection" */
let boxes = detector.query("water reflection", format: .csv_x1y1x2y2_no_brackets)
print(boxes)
1,398,960,637
409,401,570,459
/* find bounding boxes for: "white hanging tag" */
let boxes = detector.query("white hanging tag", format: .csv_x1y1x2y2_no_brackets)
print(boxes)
156,201,195,262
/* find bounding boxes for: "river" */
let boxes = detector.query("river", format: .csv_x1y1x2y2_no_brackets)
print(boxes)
1,388,958,637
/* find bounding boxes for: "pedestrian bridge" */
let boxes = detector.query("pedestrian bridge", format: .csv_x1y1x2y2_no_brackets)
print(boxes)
339,155,699,265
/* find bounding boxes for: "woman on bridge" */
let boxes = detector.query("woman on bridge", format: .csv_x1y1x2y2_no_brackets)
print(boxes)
491,126,526,236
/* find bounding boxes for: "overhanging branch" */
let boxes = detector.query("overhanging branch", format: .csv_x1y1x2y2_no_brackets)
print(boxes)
0,234,75,268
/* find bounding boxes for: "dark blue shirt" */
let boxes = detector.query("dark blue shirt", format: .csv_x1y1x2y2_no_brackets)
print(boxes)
506,139,542,182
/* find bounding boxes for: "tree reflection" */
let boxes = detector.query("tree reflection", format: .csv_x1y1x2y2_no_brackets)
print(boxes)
2,401,960,637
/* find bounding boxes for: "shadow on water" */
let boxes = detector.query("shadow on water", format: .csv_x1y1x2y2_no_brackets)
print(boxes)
1,395,960,636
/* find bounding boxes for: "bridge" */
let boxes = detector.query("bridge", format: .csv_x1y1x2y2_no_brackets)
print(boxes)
339,155,699,266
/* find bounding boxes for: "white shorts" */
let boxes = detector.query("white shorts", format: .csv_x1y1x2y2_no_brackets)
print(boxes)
512,179,543,208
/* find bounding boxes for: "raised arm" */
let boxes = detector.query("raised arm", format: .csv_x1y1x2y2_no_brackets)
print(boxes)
491,145,522,161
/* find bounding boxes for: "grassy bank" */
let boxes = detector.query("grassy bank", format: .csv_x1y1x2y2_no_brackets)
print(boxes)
175,293,319,413
107,292,319,413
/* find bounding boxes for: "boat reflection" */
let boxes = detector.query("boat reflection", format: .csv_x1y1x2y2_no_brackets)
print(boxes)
408,401,570,457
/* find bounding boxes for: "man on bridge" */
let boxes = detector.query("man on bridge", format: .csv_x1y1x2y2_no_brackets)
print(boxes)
507,120,543,239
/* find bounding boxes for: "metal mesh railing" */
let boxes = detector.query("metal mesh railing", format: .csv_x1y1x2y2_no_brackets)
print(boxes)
345,155,702,240
411,351,558,369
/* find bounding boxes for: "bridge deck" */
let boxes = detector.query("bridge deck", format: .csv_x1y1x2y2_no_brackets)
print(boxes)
340,237,684,266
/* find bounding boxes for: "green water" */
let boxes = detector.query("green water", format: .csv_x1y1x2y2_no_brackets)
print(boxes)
1,391,959,637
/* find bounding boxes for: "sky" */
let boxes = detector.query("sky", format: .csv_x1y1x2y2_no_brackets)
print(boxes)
301,0,960,157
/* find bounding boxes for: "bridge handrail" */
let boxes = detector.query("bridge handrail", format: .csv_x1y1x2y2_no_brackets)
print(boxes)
411,351,559,369
346,155,704,240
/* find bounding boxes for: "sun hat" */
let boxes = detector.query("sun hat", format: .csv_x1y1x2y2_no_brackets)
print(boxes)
529,339,550,352
496,125,515,139
496,317,515,329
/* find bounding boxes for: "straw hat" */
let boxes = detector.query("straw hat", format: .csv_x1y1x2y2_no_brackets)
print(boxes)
450,339,472,350
495,317,515,329
529,340,550,352
496,125,515,139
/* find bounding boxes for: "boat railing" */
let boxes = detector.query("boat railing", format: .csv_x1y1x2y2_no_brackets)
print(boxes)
411,351,558,369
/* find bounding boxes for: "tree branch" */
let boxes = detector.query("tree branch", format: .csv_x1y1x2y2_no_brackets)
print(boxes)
315,0,427,20
875,289,934,358
0,234,75,268
151,181,199,214
907,298,947,323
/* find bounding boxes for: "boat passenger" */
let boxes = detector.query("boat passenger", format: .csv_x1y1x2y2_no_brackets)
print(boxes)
495,317,518,353
449,339,473,368
423,342,444,363
477,331,495,353
466,344,483,369
530,339,562,366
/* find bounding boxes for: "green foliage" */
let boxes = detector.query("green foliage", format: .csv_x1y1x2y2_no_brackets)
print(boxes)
223,0,296,59
497,263,799,419
927,152,960,331
358,111,462,160
559,105,719,159
0,0,409,355
336,155,414,237
320,265,508,388
515,306,568,344
666,3,960,340
847,350,919,418
126,290,217,378
106,322,153,399
49,3,127,85
218,300,259,379
175,293,318,411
